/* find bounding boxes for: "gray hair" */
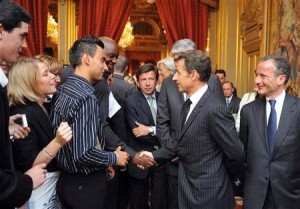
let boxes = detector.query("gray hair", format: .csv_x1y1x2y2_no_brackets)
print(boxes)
157,57,176,75
171,39,197,54
258,55,291,85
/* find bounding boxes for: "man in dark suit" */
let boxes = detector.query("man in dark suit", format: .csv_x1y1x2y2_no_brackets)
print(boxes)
240,55,300,209
0,1,47,208
125,64,168,209
222,81,241,114
157,38,225,209
144,50,245,209
111,55,137,105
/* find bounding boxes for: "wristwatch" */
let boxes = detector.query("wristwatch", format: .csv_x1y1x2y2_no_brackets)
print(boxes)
148,127,154,134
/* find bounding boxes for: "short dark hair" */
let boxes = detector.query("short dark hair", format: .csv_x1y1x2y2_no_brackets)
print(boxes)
178,50,211,82
136,63,158,81
259,55,291,85
0,0,31,32
114,55,128,73
69,36,104,69
215,69,226,77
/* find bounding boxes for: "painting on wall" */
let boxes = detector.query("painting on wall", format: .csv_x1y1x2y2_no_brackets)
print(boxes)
270,0,300,96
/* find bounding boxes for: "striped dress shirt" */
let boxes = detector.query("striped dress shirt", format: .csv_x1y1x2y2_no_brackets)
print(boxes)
51,74,116,174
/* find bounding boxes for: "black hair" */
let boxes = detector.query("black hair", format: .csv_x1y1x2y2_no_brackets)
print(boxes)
0,0,31,32
69,36,104,69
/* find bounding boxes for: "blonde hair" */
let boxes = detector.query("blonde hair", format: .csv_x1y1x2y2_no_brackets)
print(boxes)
34,54,63,75
8,57,43,105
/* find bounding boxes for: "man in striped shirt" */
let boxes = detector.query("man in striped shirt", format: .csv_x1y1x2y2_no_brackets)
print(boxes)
51,36,129,209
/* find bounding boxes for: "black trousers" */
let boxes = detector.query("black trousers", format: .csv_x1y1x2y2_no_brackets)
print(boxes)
129,164,168,209
168,174,179,209
57,170,108,209
105,167,129,209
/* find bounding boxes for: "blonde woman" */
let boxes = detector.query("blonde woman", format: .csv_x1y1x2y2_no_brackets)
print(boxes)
34,54,63,88
7,57,72,209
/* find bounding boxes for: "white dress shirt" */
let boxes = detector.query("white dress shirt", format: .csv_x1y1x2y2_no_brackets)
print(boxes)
0,67,8,87
186,84,208,121
266,90,285,129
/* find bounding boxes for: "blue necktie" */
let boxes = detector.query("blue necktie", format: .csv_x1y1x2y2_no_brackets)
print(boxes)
268,100,277,154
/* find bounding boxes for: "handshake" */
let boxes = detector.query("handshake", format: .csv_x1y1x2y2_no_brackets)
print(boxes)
114,147,156,169
133,151,156,169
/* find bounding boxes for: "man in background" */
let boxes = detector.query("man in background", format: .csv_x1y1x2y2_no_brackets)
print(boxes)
222,81,241,114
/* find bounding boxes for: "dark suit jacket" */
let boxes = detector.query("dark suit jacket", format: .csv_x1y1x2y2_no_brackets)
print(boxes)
228,96,241,114
208,74,225,102
94,79,136,158
125,90,161,179
0,85,32,209
10,101,58,173
110,74,137,106
156,76,184,176
156,75,225,176
153,88,245,209
240,94,300,209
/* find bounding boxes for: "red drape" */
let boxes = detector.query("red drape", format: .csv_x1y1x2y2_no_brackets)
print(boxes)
156,0,208,51
13,0,48,56
78,0,134,42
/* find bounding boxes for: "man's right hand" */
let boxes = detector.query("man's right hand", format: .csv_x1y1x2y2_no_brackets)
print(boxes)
114,146,129,167
132,152,156,169
25,163,47,190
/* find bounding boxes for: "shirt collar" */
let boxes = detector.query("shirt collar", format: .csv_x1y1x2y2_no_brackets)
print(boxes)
143,91,156,100
266,90,286,104
0,67,8,87
189,84,208,105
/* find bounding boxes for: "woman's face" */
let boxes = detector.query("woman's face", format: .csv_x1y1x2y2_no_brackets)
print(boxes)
36,62,56,96
51,70,61,88
158,63,171,80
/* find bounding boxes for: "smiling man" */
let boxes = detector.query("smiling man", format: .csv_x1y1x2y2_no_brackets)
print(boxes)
240,55,300,209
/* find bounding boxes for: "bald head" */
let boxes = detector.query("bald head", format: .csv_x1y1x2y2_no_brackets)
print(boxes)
98,36,118,54
98,36,119,78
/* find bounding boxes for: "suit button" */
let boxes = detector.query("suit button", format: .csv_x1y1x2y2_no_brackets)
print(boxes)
265,177,269,181
79,186,82,190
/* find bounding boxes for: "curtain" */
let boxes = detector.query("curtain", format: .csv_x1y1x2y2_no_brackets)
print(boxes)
78,0,134,42
13,0,48,56
156,0,208,51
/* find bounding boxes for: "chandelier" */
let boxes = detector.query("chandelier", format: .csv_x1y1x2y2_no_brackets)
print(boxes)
47,13,59,44
118,20,134,48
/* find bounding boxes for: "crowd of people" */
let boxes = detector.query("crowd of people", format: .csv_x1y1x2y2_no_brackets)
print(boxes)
1,1,300,209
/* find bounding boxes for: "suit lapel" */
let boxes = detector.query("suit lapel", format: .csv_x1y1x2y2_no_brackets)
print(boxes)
272,94,297,157
180,89,212,138
253,97,269,154
137,91,155,124
23,103,53,139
